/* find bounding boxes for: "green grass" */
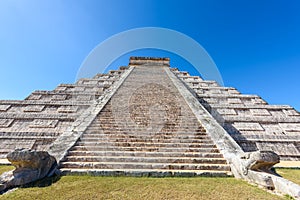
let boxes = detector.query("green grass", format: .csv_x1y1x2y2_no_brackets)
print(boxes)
276,168,300,185
0,166,14,175
0,176,284,200
0,165,285,200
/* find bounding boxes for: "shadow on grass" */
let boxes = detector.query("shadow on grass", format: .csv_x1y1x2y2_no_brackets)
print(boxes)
0,174,61,195
21,174,61,188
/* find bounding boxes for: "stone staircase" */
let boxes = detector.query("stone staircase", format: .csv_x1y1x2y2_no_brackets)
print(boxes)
60,62,231,177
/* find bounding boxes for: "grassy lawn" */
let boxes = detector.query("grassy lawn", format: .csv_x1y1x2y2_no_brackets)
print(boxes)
275,168,300,185
0,176,284,200
0,166,14,175
0,165,285,200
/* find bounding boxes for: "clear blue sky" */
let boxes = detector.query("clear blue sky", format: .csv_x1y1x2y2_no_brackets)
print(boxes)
0,0,299,111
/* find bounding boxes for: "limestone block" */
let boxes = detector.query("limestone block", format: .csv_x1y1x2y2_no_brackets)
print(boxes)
261,124,284,135
29,119,59,128
26,94,42,100
233,122,264,131
89,80,99,85
251,98,267,105
256,142,299,155
228,89,240,95
250,109,270,116
236,108,252,117
0,119,14,128
0,105,11,112
23,105,45,112
227,98,243,104
76,95,92,101
51,95,67,101
0,149,57,192
206,89,222,95
269,110,286,118
55,86,67,91
57,106,78,113
283,109,300,116
71,87,85,92
217,108,237,115
279,123,300,132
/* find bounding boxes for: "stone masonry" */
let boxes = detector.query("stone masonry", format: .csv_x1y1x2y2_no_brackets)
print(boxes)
60,61,230,176
0,68,127,159
172,67,300,161
0,56,299,174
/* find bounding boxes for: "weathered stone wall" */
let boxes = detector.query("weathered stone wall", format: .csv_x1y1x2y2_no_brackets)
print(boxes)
0,68,128,159
173,68,300,161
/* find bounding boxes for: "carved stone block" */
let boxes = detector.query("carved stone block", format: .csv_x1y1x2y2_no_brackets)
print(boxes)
0,105,11,112
233,122,264,131
27,94,42,100
217,108,237,115
0,119,14,128
228,98,242,104
250,109,270,116
0,149,57,192
57,106,78,113
261,124,284,135
55,86,67,91
279,123,300,132
23,105,45,112
283,109,300,116
240,151,280,175
29,119,58,128
51,95,67,101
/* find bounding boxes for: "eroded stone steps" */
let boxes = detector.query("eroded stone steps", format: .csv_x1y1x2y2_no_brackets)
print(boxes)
67,151,224,158
86,126,207,131
64,156,227,164
0,136,57,140
79,138,214,143
60,168,232,177
75,141,217,148
0,132,61,137
84,130,207,134
60,65,231,176
60,161,230,171
83,135,210,140
70,146,220,153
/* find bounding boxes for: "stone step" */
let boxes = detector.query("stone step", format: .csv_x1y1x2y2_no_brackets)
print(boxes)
88,124,206,129
70,146,220,153
60,168,232,177
80,134,211,140
79,137,214,144
84,129,208,136
0,132,60,137
75,141,217,148
91,121,205,127
0,150,10,157
89,128,207,133
60,161,230,171
0,136,56,140
67,150,225,158
65,156,227,164
93,117,201,120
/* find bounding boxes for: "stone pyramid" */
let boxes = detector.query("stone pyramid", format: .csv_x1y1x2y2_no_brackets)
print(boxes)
0,57,299,177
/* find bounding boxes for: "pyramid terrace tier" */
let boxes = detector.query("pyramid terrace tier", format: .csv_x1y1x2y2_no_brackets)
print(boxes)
173,68,300,161
0,67,128,160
